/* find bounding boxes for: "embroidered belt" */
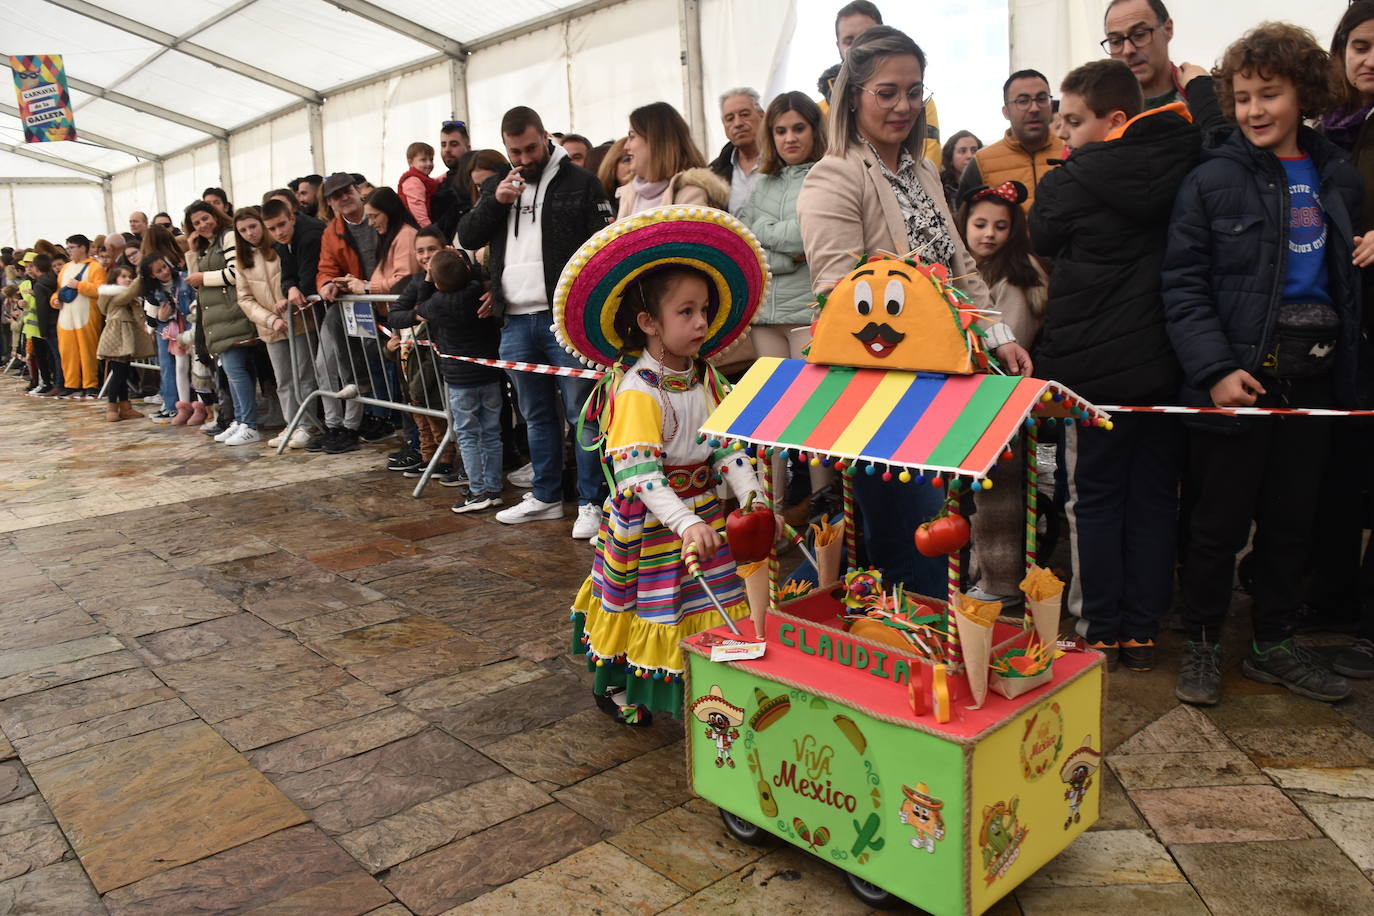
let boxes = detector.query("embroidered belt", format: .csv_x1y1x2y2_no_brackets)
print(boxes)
662,463,715,498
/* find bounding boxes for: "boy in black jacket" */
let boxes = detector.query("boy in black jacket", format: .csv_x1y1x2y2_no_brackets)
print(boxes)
1030,59,1201,672
417,250,505,514
1163,24,1362,707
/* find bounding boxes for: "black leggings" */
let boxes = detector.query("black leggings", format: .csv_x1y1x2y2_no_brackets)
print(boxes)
106,361,130,403
31,339,54,386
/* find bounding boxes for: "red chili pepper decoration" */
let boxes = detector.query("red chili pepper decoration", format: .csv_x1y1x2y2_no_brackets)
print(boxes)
726,493,775,564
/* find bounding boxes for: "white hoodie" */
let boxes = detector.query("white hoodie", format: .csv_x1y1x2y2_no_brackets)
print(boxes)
501,142,567,315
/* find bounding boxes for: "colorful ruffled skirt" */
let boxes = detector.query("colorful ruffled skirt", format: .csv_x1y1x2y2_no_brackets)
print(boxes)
571,489,748,715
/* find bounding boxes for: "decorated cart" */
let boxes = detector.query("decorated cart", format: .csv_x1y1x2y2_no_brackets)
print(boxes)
681,253,1110,914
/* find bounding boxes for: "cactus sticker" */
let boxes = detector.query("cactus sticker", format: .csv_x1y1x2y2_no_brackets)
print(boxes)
979,797,1029,885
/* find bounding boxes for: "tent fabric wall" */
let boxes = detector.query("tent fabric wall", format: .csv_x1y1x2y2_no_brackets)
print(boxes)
1,185,107,248
1010,0,1347,93
111,163,157,231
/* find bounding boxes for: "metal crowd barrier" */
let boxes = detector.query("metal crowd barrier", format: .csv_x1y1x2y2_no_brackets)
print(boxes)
279,293,456,498
96,326,161,399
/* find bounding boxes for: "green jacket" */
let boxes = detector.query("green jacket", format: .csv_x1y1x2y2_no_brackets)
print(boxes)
738,162,817,326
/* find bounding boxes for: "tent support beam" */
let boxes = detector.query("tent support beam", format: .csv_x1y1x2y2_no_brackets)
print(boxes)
217,139,233,202
0,142,110,180
324,0,465,57
154,160,167,214
2,177,101,186
449,57,469,123
678,0,707,154
467,0,636,51
63,76,225,138
307,103,326,175
39,0,320,102
0,104,160,162
102,177,115,233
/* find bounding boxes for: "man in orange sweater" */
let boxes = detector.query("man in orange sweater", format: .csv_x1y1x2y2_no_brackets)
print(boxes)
55,234,106,398
957,70,1059,211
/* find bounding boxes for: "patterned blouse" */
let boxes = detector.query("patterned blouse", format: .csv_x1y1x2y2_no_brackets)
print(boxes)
864,139,956,269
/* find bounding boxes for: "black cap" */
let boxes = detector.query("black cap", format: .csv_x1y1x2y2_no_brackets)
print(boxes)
320,172,355,197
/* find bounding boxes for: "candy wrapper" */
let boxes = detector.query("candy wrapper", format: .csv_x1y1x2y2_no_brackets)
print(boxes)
1019,566,1065,659
954,593,1000,709
810,519,844,585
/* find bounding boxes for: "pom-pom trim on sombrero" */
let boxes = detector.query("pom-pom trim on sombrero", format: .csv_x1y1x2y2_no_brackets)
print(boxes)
553,206,771,368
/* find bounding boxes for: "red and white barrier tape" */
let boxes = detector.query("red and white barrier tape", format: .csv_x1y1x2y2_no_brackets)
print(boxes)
384,329,607,380
1096,405,1374,417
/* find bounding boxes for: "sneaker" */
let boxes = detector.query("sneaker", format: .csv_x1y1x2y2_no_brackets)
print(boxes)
437,469,469,488
61,389,83,400
1333,638,1374,679
40,386,68,398
142,393,163,405
149,409,176,424
451,494,495,514
213,421,243,443
204,418,232,437
359,415,394,442
387,448,423,472
572,503,601,539
286,428,312,449
324,427,360,453
1120,639,1156,672
1176,639,1224,706
495,492,564,524
1088,641,1119,672
84,389,99,400
1243,638,1352,702
406,462,452,480
24,384,41,396
964,585,1023,613
224,425,262,447
306,428,338,452
266,432,285,448
507,462,534,488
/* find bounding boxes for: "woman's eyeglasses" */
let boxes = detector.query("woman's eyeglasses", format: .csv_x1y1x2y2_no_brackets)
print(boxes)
858,84,930,110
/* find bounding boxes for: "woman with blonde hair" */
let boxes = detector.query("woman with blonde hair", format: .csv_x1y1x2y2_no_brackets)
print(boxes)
596,137,634,203
617,102,728,217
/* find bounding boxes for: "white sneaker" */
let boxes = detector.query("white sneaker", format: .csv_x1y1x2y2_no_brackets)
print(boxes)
287,428,312,449
213,421,243,443
224,425,262,446
495,492,564,524
571,503,601,539
142,393,163,405
266,433,285,448
506,462,534,488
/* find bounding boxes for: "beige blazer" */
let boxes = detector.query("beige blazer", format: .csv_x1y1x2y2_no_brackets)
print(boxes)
798,143,989,311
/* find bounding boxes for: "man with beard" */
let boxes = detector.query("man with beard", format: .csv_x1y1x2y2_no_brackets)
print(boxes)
708,89,764,213
458,106,613,537
429,120,473,241
958,70,1058,211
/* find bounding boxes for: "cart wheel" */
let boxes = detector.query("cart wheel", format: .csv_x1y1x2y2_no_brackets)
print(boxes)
844,872,901,908
718,809,771,846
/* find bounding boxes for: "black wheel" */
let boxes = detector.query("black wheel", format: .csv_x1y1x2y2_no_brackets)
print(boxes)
718,808,771,846
845,872,901,908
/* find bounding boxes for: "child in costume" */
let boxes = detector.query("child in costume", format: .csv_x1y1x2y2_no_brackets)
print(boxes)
557,207,779,725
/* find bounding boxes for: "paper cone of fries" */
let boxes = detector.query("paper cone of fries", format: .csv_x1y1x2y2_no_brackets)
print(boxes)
741,560,771,637
955,593,1000,709
1020,566,1065,658
810,519,843,585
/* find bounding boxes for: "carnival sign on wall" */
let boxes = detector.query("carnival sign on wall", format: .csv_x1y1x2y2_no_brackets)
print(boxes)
9,55,76,143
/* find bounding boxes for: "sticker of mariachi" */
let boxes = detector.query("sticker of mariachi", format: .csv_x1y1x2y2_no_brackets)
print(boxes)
898,782,944,853
1059,734,1101,829
690,685,744,769
979,796,1028,885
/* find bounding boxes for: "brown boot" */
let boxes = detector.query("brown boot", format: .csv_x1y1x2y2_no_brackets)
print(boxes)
117,400,142,420
106,402,122,422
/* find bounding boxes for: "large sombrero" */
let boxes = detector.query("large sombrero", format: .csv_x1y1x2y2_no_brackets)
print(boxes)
553,206,769,369
689,685,745,725
1059,735,1101,781
902,783,943,809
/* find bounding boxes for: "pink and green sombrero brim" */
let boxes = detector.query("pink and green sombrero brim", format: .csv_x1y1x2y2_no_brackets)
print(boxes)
553,205,769,368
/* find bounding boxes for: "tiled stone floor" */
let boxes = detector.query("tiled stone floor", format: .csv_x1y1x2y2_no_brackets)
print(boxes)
2,379,1373,914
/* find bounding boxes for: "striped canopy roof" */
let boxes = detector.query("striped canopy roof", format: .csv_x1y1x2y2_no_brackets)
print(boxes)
701,358,1109,479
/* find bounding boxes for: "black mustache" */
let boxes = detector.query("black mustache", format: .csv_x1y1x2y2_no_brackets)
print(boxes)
852,322,906,345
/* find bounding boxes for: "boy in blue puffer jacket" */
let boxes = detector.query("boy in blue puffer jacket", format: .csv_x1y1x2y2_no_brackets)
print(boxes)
1163,23,1363,707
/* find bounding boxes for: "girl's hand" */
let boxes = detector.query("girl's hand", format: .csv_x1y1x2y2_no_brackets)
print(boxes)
186,272,204,288
157,303,173,322
682,522,723,559
273,299,288,316
995,342,1033,376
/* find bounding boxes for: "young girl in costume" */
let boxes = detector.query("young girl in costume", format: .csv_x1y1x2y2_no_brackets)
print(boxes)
955,181,1048,609
557,207,780,725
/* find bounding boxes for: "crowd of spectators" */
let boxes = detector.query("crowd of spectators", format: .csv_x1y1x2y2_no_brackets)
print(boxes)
3,0,1371,706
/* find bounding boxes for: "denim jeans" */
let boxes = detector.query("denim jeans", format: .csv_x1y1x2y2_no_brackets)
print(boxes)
448,382,503,497
218,345,258,428
499,311,604,506
155,325,177,406
852,472,946,598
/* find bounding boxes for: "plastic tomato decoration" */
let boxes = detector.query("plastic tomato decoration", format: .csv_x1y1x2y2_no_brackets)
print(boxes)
726,494,775,564
914,513,970,557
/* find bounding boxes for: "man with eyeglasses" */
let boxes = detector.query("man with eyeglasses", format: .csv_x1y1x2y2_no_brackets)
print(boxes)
957,70,1057,211
1102,0,1221,138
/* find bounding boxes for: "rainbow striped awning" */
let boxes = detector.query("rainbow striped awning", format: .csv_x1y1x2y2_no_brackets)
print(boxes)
701,358,1108,479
